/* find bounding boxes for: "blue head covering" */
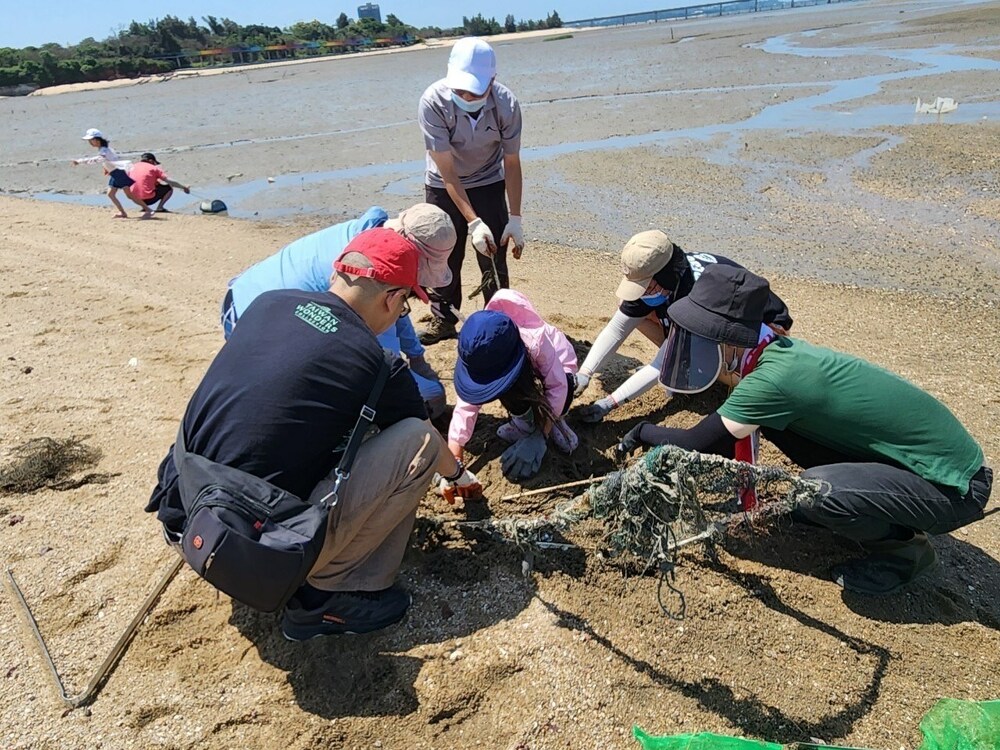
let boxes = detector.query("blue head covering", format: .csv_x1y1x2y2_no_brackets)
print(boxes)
453,310,526,405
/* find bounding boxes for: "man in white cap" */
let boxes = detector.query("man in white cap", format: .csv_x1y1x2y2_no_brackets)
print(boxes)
222,203,456,418
417,37,525,344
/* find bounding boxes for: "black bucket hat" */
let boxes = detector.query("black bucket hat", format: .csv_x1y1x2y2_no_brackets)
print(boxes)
666,264,770,348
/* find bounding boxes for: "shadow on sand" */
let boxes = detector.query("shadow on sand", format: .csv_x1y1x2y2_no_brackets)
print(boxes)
538,550,893,744
227,520,591,719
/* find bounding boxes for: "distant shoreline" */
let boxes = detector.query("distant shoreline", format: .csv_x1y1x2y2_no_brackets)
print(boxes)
15,28,584,98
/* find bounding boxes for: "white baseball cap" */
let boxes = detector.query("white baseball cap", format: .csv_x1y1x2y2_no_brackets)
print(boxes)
444,38,496,96
82,128,105,140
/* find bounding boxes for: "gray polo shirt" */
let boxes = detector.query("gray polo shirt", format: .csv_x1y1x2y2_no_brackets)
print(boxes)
418,79,522,190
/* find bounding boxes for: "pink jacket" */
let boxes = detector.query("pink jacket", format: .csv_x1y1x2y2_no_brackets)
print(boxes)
448,289,578,446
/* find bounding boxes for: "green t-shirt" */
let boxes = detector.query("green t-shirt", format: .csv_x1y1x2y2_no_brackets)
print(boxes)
718,337,984,494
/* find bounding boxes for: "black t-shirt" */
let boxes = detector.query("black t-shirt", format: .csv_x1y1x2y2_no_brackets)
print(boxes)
147,290,426,526
618,247,793,331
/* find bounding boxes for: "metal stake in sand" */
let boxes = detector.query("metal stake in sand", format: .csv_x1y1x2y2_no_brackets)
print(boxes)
5,556,183,708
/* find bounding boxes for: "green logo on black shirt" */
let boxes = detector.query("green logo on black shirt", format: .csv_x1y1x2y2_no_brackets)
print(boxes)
294,302,339,333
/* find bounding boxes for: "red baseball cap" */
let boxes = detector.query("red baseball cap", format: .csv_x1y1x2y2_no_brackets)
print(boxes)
334,228,429,302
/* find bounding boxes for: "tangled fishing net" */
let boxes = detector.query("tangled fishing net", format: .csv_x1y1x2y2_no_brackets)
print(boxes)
448,446,823,617
0,436,118,494
590,446,821,558
458,445,822,565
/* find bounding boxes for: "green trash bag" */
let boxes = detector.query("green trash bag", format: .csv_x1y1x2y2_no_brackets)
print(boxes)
634,698,1000,750
633,728,872,750
633,728,783,750
918,699,1000,750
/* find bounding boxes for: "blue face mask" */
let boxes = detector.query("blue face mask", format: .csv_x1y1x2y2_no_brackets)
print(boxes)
641,292,668,307
451,91,488,113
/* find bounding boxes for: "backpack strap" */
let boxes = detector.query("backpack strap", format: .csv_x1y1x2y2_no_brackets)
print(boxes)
317,348,394,508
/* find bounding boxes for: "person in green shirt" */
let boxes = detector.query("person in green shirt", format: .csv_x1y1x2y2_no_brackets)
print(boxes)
618,263,992,595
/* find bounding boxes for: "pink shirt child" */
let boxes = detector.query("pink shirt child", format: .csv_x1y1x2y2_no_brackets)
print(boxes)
128,161,167,202
448,289,578,447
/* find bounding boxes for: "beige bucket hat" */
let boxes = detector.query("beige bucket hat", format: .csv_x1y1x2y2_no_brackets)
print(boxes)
384,203,456,289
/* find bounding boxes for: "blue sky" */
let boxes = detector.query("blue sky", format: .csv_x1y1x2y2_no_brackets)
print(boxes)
5,1,689,48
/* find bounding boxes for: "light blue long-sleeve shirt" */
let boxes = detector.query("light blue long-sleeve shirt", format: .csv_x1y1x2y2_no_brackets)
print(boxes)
226,206,432,383
230,206,389,317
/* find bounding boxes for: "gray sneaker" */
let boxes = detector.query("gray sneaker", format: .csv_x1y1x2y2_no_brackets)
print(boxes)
418,317,457,345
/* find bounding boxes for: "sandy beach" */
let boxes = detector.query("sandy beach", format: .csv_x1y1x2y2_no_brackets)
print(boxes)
1,1,999,748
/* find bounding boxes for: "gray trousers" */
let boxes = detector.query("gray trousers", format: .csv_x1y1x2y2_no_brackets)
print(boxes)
799,462,992,543
764,427,993,543
306,418,439,591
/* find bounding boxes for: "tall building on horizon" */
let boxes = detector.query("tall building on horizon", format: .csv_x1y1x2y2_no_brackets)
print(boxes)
358,3,382,23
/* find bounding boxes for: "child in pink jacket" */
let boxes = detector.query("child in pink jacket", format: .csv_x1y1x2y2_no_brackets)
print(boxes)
449,289,579,481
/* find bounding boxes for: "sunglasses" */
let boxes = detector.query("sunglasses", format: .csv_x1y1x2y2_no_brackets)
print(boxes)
388,288,412,318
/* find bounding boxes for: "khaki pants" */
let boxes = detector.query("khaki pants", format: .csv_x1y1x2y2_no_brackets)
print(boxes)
306,418,439,591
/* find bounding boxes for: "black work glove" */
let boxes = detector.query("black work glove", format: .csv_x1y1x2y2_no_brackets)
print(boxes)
616,422,650,460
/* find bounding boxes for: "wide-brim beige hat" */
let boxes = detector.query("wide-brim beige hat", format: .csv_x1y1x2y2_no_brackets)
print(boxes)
385,203,456,289
615,229,675,301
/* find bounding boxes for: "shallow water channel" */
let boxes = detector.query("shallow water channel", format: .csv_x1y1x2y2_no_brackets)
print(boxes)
16,10,1000,221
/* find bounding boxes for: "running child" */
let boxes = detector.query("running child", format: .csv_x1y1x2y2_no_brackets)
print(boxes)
71,128,152,219
448,290,579,482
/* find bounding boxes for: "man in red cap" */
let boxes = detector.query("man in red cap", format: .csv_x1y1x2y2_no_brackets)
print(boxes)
148,228,481,640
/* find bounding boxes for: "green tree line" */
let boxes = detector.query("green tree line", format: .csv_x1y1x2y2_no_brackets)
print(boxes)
466,11,563,36
0,10,562,91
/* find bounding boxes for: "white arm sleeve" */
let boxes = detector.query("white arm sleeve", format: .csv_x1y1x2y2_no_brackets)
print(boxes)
579,310,643,376
610,365,660,403
609,338,669,404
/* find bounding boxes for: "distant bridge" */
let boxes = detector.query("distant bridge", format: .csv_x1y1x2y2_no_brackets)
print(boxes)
565,0,862,29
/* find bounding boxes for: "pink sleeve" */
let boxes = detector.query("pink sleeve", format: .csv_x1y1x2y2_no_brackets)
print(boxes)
532,335,569,420
447,398,481,446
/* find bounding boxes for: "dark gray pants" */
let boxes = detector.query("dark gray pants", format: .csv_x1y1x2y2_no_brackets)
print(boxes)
763,428,992,544
424,180,509,324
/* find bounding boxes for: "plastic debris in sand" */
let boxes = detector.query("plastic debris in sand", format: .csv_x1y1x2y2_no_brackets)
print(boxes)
200,199,228,214
915,96,958,114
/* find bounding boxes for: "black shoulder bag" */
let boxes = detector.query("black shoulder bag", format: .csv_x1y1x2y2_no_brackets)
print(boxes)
171,349,393,612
